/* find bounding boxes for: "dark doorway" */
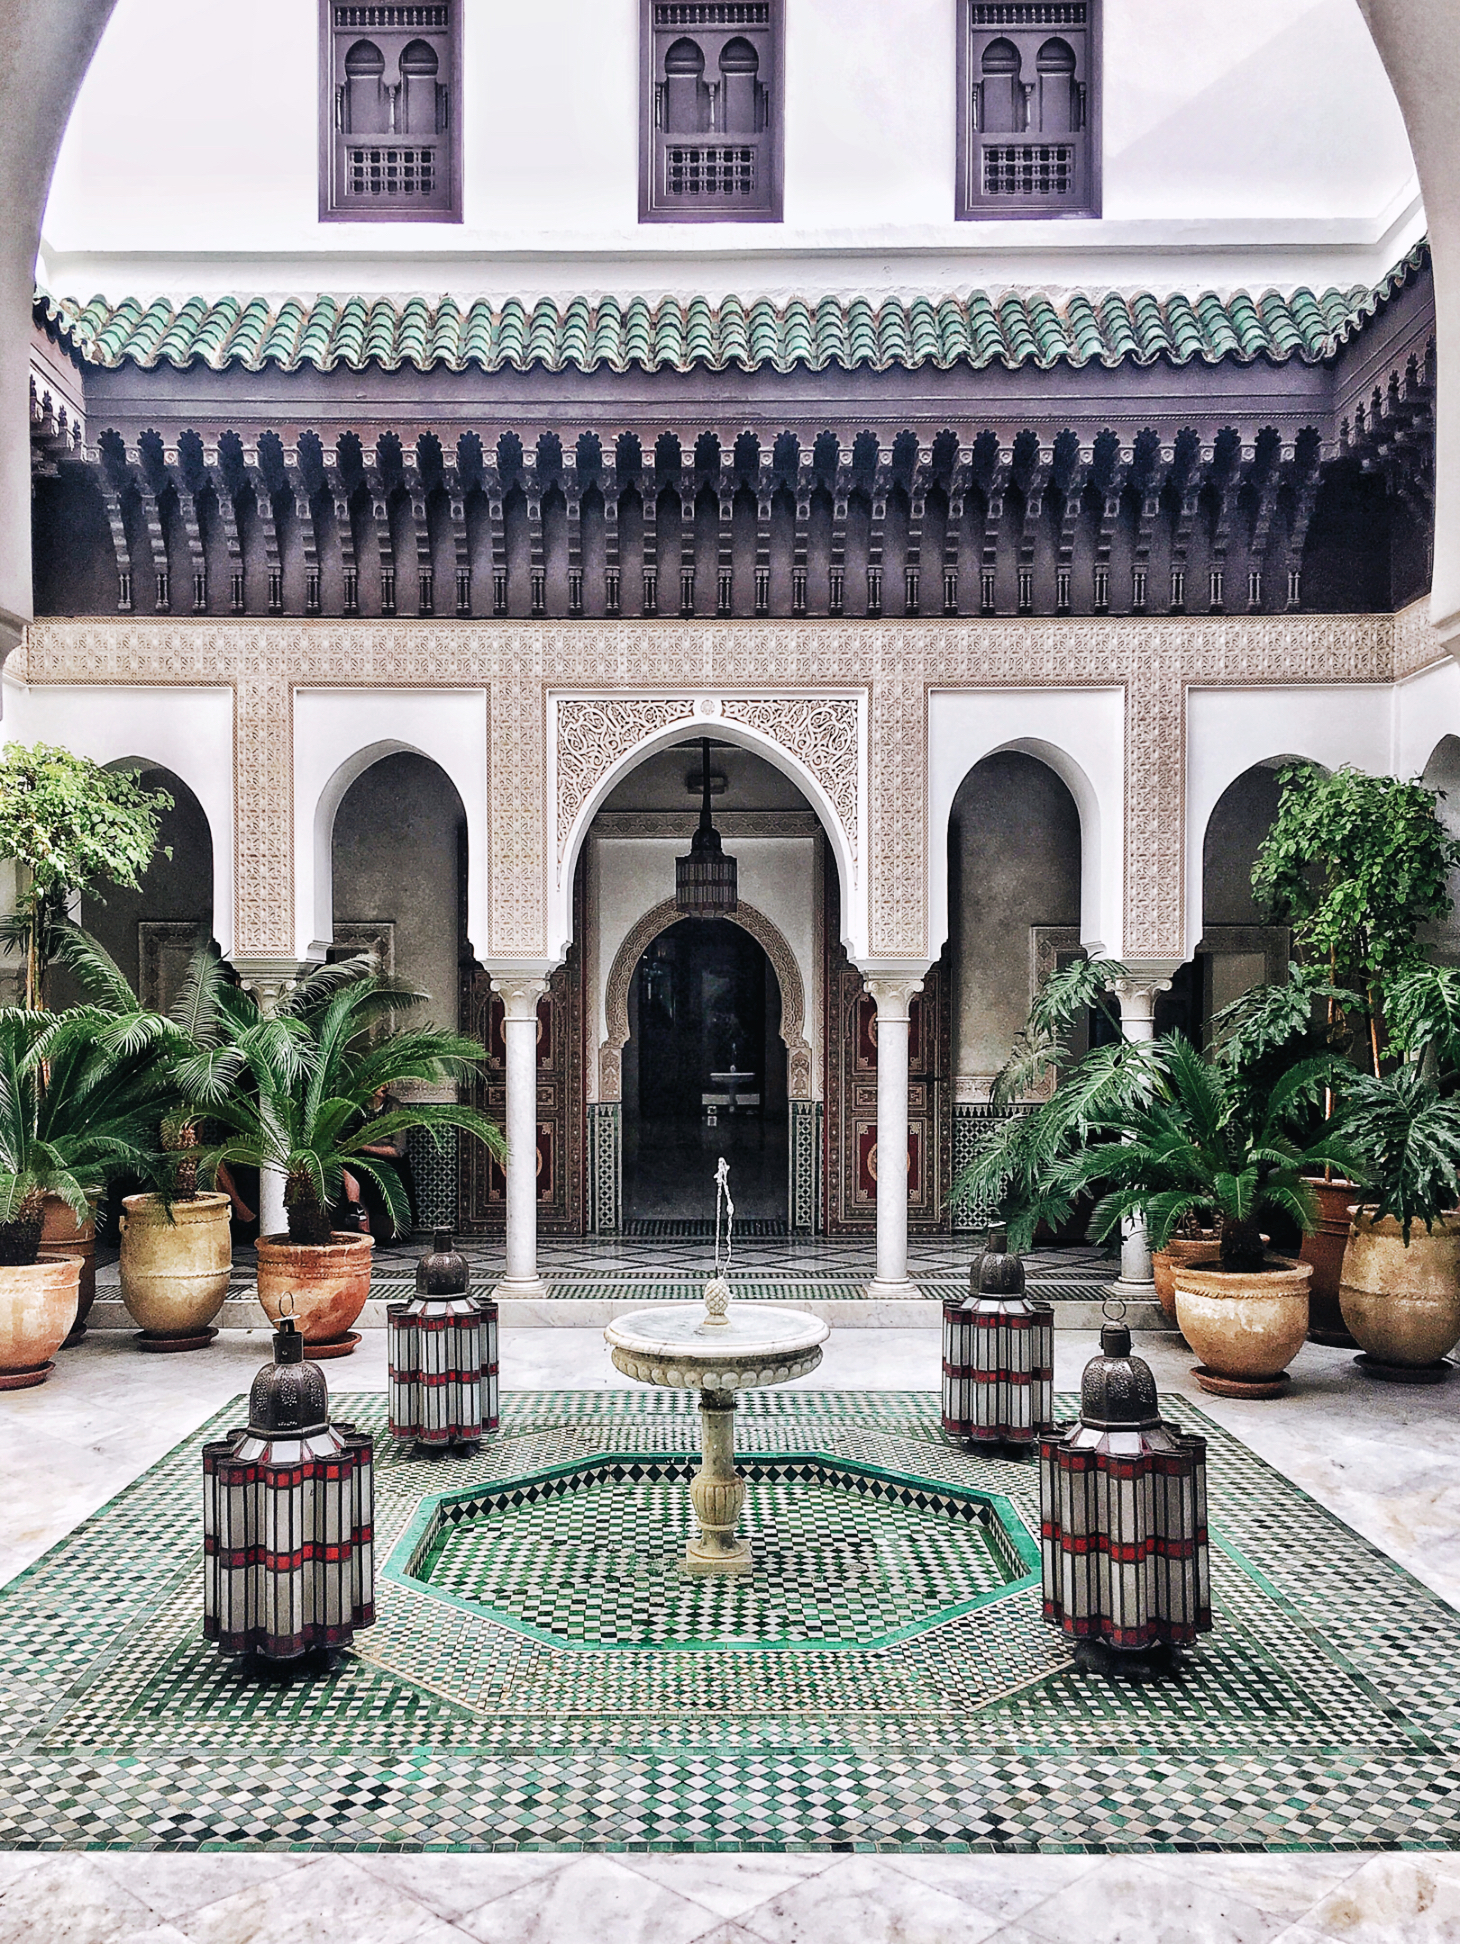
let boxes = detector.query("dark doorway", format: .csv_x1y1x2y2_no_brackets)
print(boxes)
623,918,789,1225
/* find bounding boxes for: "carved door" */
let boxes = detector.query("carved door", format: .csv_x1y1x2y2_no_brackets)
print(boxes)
823,888,949,1234
459,940,585,1236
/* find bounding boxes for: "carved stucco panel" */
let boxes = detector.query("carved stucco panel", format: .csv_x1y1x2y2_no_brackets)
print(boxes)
717,695,860,864
554,696,698,858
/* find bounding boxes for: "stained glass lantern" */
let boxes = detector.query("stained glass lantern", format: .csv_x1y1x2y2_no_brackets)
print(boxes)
676,736,737,916
1039,1319,1211,1667
388,1227,498,1449
942,1223,1054,1449
202,1316,374,1668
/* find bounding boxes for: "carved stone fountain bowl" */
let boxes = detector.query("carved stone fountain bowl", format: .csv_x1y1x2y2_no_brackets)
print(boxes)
605,1302,829,1392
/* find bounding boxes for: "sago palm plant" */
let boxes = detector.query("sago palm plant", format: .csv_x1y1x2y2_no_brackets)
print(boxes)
0,1005,169,1262
1066,1036,1356,1272
180,961,504,1244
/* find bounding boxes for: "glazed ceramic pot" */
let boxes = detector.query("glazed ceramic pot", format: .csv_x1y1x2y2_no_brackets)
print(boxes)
1152,1235,1221,1320
1172,1257,1312,1398
1339,1207,1460,1377
256,1232,373,1357
0,1255,82,1388
39,1192,97,1343
1300,1178,1362,1344
119,1192,232,1351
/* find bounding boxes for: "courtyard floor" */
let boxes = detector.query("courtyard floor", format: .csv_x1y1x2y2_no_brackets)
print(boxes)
3,1318,1460,1938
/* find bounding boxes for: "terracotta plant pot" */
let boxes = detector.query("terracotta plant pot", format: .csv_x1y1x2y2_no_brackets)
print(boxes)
1172,1257,1312,1399
1339,1207,1460,1382
1152,1235,1221,1320
119,1192,232,1352
256,1231,373,1357
0,1255,82,1389
39,1193,97,1343
1300,1177,1361,1346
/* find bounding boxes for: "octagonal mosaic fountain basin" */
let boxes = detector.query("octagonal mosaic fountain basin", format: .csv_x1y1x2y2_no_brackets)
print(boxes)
393,1452,1038,1650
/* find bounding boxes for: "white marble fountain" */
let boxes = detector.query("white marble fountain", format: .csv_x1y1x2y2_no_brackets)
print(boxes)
604,1164,829,1574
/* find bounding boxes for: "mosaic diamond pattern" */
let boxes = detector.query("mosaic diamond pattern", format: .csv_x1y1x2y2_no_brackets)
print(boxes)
3,1385,1460,1851
412,1456,1027,1648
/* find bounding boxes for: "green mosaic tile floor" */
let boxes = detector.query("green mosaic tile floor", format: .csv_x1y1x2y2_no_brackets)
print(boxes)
415,1457,1024,1649
4,1386,1460,1852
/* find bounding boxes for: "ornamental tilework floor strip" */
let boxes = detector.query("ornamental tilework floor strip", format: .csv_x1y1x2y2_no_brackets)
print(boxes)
2,1386,1453,1853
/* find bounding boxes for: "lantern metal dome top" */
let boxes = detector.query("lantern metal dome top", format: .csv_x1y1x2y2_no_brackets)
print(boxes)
676,736,737,917
1080,1320,1163,1431
246,1317,330,1438
971,1221,1025,1299
416,1225,470,1297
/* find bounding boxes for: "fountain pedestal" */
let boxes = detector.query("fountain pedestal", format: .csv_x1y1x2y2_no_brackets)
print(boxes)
605,1286,829,1575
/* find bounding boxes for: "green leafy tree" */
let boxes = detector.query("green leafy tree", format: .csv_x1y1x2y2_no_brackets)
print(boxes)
1252,762,1460,1075
0,745,172,1009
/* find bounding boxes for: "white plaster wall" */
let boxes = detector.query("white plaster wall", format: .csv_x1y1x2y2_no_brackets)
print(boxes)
1395,657,1460,785
39,0,1418,301
0,671,235,955
292,687,487,965
1183,684,1400,962
927,688,1123,964
591,833,818,1096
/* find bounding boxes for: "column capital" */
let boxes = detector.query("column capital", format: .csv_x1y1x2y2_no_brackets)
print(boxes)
860,970,928,1023
230,955,306,1012
489,972,551,1020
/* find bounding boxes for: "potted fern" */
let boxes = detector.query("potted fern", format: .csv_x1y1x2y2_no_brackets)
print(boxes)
1250,761,1460,1334
1068,1038,1356,1396
51,928,237,1350
1334,964,1460,1377
185,960,503,1355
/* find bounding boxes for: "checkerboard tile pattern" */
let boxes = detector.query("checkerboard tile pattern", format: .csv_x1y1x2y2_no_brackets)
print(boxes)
3,1385,1459,1852
413,1455,1025,1648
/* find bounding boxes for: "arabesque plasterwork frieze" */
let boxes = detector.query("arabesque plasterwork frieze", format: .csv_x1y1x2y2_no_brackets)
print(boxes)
22,617,1398,966
554,696,697,855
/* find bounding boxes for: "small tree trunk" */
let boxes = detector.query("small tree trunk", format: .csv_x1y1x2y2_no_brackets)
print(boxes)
284,1193,334,1247
1218,1213,1266,1273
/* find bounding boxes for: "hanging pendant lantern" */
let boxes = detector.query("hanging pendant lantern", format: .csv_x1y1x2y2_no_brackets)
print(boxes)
1039,1318,1211,1668
676,736,737,916
202,1315,374,1668
388,1226,498,1449
942,1223,1054,1449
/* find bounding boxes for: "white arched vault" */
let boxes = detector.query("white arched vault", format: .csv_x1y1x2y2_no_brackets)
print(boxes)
1183,686,1395,962
293,687,488,964
926,690,1122,965
0,671,235,955
548,696,867,966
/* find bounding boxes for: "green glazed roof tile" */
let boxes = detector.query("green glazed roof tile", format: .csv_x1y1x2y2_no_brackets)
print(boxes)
33,240,1430,378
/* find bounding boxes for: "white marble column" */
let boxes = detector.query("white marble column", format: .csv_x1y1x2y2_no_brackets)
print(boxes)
492,975,550,1301
232,956,303,1240
863,973,924,1300
1107,966,1176,1300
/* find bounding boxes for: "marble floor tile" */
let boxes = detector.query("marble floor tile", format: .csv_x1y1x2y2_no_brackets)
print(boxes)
738,1855,1005,1944
1016,1858,1291,1944
881,1853,1104,1924
351,1855,570,1922
619,1854,836,1921
93,1854,314,1922
0,1854,159,1944
1175,1854,1369,1921
455,1855,720,1944
180,1854,471,1944
1292,1854,1460,1941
